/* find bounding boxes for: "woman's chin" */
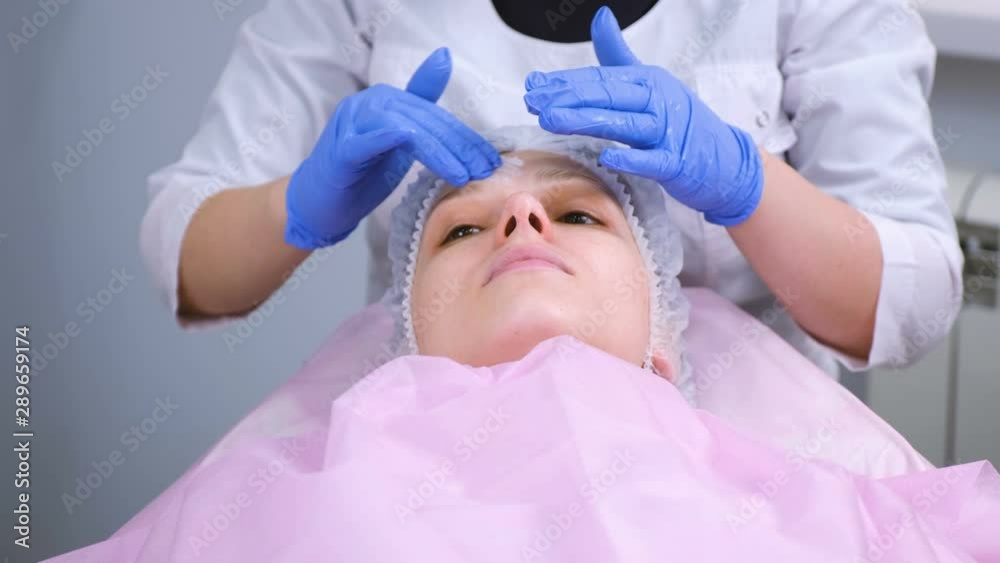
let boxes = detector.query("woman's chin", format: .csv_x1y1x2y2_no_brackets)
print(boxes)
474,306,577,366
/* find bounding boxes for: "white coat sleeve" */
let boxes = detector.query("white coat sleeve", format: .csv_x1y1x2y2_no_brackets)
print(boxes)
139,0,369,330
777,0,964,371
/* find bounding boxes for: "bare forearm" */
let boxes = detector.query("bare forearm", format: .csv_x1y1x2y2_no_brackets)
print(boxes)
728,150,883,360
178,177,310,318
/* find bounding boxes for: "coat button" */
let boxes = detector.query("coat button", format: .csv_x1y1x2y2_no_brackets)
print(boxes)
756,111,770,128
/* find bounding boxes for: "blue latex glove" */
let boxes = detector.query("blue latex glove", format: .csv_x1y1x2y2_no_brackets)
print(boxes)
523,7,764,226
286,47,501,249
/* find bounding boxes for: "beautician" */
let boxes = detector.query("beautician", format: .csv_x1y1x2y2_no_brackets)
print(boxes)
141,0,962,377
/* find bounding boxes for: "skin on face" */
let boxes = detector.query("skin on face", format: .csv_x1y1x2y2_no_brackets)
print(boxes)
410,150,673,378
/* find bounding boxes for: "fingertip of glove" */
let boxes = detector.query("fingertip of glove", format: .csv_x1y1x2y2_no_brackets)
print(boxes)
598,147,621,168
538,107,571,132
462,152,496,181
483,152,502,172
591,6,618,40
428,46,451,66
593,6,616,27
523,91,543,115
284,223,319,251
525,71,548,90
469,168,494,181
488,148,503,168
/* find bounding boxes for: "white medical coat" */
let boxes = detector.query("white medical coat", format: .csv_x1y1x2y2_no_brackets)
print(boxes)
140,0,964,376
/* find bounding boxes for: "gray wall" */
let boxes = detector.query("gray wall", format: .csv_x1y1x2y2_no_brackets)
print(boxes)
930,55,1000,170
2,2,998,561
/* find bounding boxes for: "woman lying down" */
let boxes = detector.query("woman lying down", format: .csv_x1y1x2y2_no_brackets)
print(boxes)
47,127,999,562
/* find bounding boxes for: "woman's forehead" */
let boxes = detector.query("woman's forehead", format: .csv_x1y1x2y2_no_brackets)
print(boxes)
506,149,595,170
431,149,617,209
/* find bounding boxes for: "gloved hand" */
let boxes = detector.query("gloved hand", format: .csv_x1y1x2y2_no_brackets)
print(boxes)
523,7,764,226
286,47,501,249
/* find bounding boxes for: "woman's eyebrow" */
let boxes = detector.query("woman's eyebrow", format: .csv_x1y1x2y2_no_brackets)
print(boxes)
431,163,610,211
531,165,617,204
531,165,605,187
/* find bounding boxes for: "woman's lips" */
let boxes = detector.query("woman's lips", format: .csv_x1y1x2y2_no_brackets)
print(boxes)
485,245,572,285
490,258,564,281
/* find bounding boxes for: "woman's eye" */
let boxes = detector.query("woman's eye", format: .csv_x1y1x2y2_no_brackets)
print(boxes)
442,225,481,244
559,211,600,225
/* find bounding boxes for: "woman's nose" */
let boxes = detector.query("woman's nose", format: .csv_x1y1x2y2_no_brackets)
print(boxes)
495,192,553,244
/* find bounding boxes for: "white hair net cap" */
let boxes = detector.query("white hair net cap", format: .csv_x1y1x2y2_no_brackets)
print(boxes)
381,125,694,404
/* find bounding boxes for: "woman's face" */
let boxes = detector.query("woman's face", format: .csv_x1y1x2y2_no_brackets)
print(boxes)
410,150,654,369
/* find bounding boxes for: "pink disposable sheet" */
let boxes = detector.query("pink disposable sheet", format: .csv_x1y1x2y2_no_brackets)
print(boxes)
45,289,1000,562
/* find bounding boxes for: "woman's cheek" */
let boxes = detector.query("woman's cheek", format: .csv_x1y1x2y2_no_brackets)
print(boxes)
423,251,473,313
614,278,633,300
